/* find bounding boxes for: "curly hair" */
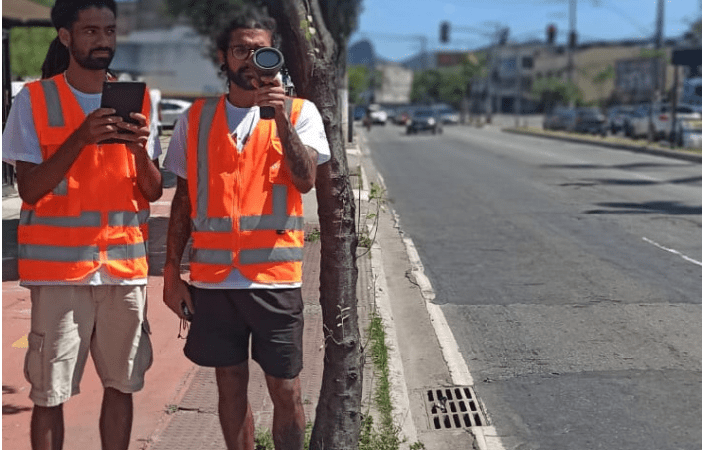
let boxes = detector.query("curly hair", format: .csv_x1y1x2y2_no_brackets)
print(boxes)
215,4,278,53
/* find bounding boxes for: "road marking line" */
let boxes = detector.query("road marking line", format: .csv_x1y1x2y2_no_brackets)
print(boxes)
643,237,702,266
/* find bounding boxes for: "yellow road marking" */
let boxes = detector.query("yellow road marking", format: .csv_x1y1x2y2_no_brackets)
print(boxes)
12,335,28,349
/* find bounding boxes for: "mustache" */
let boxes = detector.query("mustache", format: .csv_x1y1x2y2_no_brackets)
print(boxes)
90,47,114,56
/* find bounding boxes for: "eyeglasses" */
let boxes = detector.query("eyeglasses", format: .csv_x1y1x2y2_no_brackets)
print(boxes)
229,45,261,60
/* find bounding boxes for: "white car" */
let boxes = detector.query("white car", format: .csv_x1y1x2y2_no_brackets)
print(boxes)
159,98,192,130
438,108,460,125
628,103,701,141
367,104,388,125
672,116,702,149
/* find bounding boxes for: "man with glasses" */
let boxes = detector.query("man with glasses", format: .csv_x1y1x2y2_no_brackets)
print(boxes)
162,4,330,449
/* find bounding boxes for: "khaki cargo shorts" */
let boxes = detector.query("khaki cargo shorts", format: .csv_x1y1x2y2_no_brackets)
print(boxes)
24,285,153,407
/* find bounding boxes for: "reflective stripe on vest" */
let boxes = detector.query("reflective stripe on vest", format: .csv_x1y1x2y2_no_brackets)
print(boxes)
40,79,65,127
20,242,147,262
190,246,303,266
20,210,149,227
240,185,304,231
195,97,220,225
41,79,69,196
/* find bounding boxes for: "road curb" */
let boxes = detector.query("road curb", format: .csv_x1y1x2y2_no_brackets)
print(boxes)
353,138,419,448
502,127,702,164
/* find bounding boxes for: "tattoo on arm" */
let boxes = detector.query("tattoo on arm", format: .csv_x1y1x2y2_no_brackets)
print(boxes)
165,177,192,271
277,118,318,191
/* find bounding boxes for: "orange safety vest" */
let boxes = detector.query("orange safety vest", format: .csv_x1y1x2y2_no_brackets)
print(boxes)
17,73,151,282
186,96,305,284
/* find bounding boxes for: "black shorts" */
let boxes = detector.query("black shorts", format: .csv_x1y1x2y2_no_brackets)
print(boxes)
183,287,304,379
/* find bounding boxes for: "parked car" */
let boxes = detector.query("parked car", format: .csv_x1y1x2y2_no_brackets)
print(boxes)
543,107,576,131
667,104,702,143
406,108,442,134
628,103,702,140
624,104,649,138
573,107,607,135
437,108,460,125
606,105,634,134
671,116,702,148
159,98,192,130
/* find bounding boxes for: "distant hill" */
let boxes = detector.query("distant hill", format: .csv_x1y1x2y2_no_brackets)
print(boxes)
348,39,375,67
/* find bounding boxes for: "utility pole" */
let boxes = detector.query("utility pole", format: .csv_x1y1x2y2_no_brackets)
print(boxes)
567,0,576,85
647,0,665,142
420,36,428,71
485,27,505,124
514,42,522,127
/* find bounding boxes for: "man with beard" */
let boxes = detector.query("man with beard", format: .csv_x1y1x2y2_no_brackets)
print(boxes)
162,5,329,449
2,1,162,449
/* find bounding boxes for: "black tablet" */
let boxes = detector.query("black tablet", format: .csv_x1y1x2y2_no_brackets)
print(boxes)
100,81,146,143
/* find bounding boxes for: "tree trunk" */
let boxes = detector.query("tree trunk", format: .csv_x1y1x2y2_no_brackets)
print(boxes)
264,1,362,449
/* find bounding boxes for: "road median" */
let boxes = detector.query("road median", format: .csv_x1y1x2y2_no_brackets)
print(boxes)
502,126,702,164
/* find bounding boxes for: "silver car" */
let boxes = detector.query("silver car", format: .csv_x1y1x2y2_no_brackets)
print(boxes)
159,98,192,130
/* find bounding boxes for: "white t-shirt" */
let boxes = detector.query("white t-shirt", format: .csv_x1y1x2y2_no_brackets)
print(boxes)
163,97,331,289
2,78,163,286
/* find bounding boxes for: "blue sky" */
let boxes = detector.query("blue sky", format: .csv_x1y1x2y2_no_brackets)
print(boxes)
349,0,702,63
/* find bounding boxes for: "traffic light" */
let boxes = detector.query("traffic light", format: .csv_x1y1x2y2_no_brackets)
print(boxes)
547,24,556,45
440,21,450,43
569,31,577,49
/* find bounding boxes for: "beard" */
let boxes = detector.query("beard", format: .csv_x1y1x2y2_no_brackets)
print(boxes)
227,66,257,91
71,46,114,71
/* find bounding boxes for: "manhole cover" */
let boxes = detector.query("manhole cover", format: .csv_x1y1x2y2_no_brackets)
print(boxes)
424,386,487,430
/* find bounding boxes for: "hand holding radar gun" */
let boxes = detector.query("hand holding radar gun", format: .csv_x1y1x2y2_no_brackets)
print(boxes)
252,47,285,120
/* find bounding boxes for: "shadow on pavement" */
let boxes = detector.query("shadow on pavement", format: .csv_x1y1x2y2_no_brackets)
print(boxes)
584,200,702,215
3,219,18,281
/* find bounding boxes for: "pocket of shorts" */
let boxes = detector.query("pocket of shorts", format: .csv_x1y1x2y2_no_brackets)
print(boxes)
23,332,45,388
135,320,153,374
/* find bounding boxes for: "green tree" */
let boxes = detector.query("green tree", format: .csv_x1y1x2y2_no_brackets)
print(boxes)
165,1,364,448
410,69,442,103
347,65,381,104
410,53,485,108
9,27,55,79
348,65,369,104
532,76,582,111
592,64,615,107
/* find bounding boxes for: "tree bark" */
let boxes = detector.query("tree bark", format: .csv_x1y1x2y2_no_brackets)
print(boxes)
264,1,362,449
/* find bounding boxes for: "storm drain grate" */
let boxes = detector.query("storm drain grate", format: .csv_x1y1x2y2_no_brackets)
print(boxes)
424,386,487,430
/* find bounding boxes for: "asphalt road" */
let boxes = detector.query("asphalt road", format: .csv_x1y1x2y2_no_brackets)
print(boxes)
364,123,702,450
